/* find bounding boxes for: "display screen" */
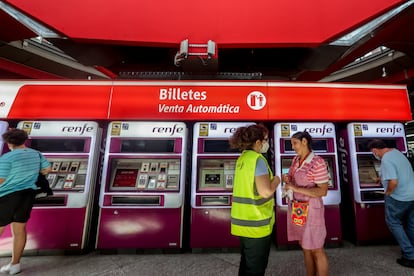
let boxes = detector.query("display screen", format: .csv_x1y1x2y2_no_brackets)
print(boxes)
355,138,398,152
284,138,328,152
112,169,139,187
203,139,239,153
30,138,86,152
357,155,382,188
120,139,175,153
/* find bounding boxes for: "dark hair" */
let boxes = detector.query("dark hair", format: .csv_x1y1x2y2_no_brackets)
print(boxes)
229,124,268,151
291,131,313,151
367,139,387,150
2,129,28,146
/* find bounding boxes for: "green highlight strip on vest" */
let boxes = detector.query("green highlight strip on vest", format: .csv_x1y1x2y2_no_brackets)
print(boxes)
231,217,272,227
232,196,273,206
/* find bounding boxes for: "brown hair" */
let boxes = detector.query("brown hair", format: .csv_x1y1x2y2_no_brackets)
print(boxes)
229,124,268,151
2,129,28,146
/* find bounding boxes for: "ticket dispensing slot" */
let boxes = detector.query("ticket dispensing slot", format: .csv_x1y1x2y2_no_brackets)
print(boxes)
34,195,67,206
200,196,230,206
111,196,162,206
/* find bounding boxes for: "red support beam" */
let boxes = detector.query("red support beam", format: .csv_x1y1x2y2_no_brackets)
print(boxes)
0,57,63,79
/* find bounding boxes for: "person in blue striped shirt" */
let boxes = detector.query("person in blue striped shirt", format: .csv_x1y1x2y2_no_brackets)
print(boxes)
0,129,51,275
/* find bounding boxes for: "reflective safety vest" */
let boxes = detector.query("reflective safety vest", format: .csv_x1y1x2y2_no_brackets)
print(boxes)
231,150,275,238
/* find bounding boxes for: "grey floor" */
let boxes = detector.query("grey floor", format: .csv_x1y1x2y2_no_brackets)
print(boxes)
0,242,413,275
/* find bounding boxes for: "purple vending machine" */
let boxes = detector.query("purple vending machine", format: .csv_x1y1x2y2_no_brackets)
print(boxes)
0,121,8,152
190,122,254,249
96,121,187,249
0,120,101,253
274,122,342,247
338,122,407,244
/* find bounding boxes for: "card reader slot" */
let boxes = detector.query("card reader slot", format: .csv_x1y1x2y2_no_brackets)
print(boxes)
360,190,385,202
111,196,161,205
201,195,230,206
34,196,66,206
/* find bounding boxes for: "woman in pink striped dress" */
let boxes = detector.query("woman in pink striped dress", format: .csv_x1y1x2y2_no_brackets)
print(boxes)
283,131,330,276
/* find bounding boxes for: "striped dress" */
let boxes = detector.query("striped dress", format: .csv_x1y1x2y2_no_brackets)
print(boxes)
287,152,330,250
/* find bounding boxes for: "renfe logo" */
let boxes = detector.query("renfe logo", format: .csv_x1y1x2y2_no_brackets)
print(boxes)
62,124,94,135
338,137,349,183
224,127,237,134
303,125,333,136
376,125,403,135
152,124,184,136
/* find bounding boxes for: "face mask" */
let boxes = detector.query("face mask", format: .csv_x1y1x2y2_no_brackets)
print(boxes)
261,141,269,153
373,153,381,160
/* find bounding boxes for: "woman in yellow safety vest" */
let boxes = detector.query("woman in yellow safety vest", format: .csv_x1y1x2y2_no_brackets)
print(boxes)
229,124,280,276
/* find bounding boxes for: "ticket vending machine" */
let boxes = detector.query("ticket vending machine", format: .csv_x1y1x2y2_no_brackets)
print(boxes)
96,121,187,249
190,122,254,248
274,122,342,247
338,122,407,244
0,121,101,253
0,121,8,153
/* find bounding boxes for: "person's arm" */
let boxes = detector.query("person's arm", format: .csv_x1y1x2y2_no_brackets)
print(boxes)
0,160,9,185
256,174,280,198
40,166,52,175
39,153,52,175
286,182,328,198
385,179,398,196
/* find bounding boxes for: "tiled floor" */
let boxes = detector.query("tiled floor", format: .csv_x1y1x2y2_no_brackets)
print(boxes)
0,242,413,275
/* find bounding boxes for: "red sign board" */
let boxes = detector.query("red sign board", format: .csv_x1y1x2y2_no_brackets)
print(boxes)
0,81,411,121
109,83,268,120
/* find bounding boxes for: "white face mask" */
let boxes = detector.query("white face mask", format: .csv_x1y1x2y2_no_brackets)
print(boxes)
261,141,270,153
373,152,381,160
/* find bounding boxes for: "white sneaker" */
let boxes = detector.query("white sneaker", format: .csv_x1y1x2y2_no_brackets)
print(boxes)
0,263,21,275
8,263,21,275
0,263,11,273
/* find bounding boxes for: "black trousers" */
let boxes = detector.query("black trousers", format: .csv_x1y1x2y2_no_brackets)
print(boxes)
238,235,272,276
